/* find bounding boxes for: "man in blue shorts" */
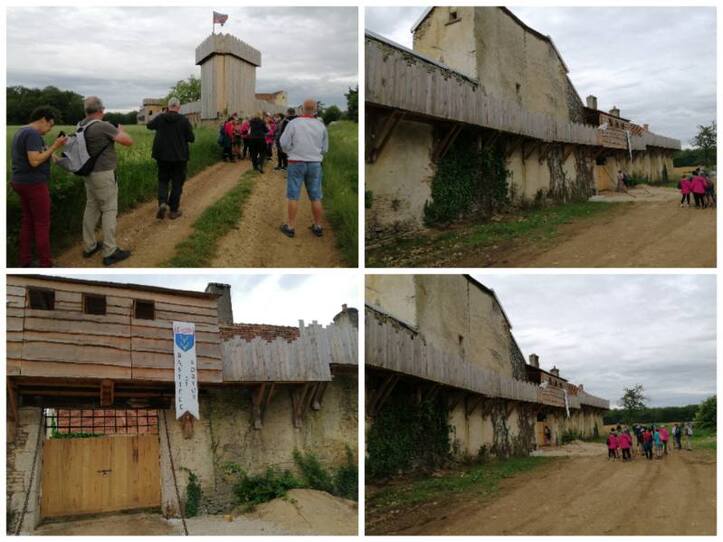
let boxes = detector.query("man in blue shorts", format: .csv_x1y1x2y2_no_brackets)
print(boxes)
279,99,328,238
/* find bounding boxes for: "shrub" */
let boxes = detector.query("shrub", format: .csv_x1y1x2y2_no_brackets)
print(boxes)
695,395,716,431
232,467,300,510
293,449,334,493
333,447,358,501
184,471,202,518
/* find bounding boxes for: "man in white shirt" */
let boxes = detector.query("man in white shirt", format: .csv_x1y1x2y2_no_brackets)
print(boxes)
279,99,329,238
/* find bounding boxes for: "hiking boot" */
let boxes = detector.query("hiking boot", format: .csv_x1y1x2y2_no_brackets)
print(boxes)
280,224,295,238
169,210,183,220
103,248,131,266
156,203,168,219
83,243,102,258
310,224,323,237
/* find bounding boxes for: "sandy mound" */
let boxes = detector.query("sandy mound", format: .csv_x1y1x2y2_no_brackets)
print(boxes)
251,489,358,535
589,185,679,203
531,440,604,457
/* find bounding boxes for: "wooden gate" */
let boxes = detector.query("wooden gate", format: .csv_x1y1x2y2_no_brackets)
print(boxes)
40,434,161,518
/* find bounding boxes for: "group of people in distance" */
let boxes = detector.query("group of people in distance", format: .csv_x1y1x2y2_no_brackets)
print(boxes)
678,167,716,208
607,422,694,461
217,99,329,239
9,96,329,267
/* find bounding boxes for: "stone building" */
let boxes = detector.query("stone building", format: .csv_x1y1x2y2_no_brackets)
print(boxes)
7,275,357,533
366,274,607,462
137,98,165,125
365,6,681,236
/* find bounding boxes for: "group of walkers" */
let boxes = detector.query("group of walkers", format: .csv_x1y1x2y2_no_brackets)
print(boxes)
606,422,694,461
219,109,294,173
678,168,716,209
10,95,329,267
218,99,329,239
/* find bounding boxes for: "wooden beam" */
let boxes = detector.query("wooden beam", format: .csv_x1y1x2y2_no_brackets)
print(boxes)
480,129,500,150
562,144,574,163
432,123,462,163
251,384,266,430
311,382,328,411
366,110,404,163
465,394,484,418
291,383,315,428
523,140,539,161
7,380,18,445
99,379,114,407
367,374,399,417
505,136,523,158
447,390,463,412
537,143,552,164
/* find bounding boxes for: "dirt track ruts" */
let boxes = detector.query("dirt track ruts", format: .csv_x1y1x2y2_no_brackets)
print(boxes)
371,448,715,536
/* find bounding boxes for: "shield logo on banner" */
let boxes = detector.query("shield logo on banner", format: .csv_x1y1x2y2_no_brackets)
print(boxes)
175,332,195,352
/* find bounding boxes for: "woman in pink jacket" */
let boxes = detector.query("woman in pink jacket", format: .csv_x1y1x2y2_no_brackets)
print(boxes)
607,430,619,460
679,176,691,207
690,174,707,208
619,431,632,461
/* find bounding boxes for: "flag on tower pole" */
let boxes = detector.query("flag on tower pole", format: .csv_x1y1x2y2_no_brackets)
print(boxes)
213,11,229,34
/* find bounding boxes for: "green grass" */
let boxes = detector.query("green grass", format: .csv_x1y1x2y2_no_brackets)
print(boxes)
7,123,221,266
367,200,616,267
691,427,716,452
367,456,549,511
164,170,257,267
323,120,358,267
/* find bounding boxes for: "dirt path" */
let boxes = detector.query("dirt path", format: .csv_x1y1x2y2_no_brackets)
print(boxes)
488,186,716,268
32,490,357,536
211,167,344,268
55,161,251,268
371,447,715,536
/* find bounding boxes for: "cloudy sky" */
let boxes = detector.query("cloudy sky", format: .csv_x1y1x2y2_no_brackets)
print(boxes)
7,7,357,111
473,274,716,408
62,273,360,327
366,7,716,146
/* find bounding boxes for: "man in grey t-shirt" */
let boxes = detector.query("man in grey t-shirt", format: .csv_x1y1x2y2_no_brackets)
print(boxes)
79,96,134,266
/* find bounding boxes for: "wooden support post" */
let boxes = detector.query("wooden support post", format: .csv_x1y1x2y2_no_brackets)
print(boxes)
99,379,114,408
432,123,462,162
7,380,18,444
447,390,462,413
251,384,266,430
480,129,500,150
465,394,484,418
291,383,314,428
562,144,574,163
180,412,194,439
523,140,539,161
537,143,551,164
505,136,523,158
311,382,328,411
367,374,399,417
366,111,404,163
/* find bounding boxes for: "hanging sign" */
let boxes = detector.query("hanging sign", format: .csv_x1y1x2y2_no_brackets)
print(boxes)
173,321,199,419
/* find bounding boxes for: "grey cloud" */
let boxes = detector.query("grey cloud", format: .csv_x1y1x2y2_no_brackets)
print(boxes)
476,274,716,407
8,7,357,110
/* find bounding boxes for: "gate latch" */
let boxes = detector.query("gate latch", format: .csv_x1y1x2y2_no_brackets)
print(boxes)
97,469,112,475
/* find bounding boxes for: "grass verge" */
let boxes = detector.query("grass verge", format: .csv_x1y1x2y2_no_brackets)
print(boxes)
164,170,257,267
367,456,550,511
323,120,358,267
367,200,616,267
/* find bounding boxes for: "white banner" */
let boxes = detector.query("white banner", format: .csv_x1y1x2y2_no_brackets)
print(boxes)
173,321,200,420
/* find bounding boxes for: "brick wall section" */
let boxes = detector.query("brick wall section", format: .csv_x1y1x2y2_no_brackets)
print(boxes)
7,407,44,534
220,323,300,343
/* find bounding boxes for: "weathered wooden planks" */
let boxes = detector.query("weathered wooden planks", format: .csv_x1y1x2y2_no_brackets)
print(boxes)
366,307,609,409
365,32,680,152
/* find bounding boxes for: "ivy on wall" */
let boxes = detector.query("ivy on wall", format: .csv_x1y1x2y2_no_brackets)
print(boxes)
366,381,451,480
424,131,510,226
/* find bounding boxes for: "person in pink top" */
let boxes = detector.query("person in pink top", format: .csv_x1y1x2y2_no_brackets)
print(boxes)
607,430,619,460
265,116,276,158
678,176,691,207
240,118,250,160
690,172,707,208
659,426,670,455
620,430,632,461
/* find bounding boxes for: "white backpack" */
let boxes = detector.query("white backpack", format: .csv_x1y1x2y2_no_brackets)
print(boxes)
56,120,112,176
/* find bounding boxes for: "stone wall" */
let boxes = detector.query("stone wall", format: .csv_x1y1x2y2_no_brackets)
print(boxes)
160,376,358,516
7,407,44,534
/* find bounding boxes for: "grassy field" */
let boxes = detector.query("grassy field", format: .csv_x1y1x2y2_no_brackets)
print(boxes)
6,123,220,266
323,120,358,267
367,200,615,267
367,456,549,511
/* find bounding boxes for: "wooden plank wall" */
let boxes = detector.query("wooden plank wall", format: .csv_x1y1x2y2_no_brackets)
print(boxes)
365,34,680,151
366,307,609,409
6,277,222,383
222,320,357,382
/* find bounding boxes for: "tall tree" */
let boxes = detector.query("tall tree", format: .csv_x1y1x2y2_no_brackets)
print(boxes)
695,395,716,430
165,75,201,104
345,86,358,122
690,122,717,168
619,384,648,425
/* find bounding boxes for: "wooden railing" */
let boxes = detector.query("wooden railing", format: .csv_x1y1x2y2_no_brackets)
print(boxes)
366,32,680,151
222,320,357,383
366,306,609,409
